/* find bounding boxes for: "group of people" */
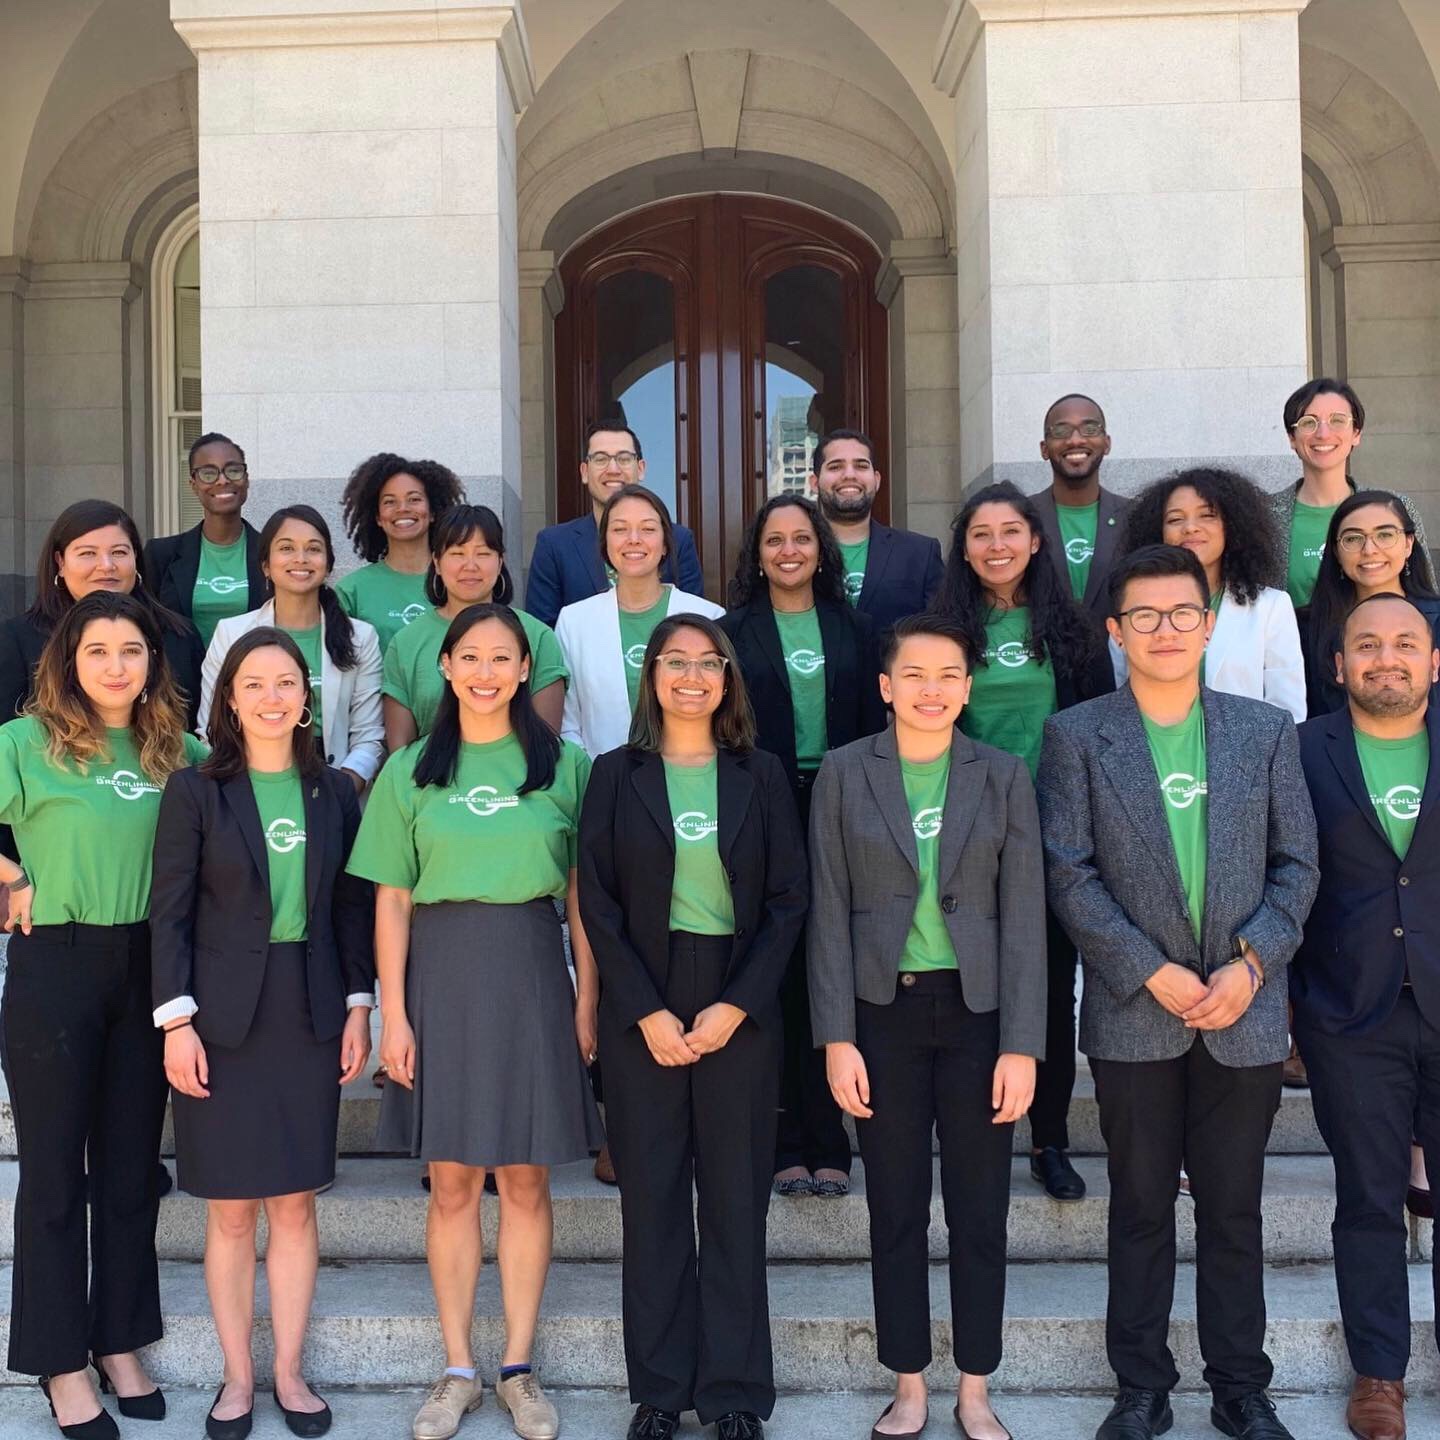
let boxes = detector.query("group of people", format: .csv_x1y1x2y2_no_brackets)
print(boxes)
0,376,1433,1440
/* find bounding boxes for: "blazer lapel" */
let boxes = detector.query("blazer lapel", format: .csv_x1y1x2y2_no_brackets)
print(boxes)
1198,691,1262,953
1323,710,1387,848
816,598,847,712
222,772,270,891
172,525,204,608
1033,491,1067,596
857,523,893,613
629,751,675,853
243,520,268,599
575,514,608,592
862,726,919,876
751,600,790,695
301,774,326,918
1411,704,1440,853
1085,487,1125,610
716,750,754,869
938,731,986,887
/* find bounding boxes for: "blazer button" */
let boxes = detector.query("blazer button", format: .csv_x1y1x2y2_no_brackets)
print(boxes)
1394,926,1406,938
941,895,958,914
900,973,917,988
728,869,737,883
1399,876,1410,886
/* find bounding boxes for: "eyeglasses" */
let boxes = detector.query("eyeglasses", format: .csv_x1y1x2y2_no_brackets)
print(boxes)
655,655,729,676
1045,420,1105,441
191,462,248,484
1117,604,1206,634
1291,413,1355,437
586,451,638,468
1337,525,1405,554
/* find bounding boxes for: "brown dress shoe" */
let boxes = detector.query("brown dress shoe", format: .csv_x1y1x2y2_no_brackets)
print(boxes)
1346,1376,1405,1440
593,1144,617,1186
1281,1046,1308,1088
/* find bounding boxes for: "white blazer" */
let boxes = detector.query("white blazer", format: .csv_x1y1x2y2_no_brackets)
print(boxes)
556,586,725,756
1111,584,1306,724
198,598,386,781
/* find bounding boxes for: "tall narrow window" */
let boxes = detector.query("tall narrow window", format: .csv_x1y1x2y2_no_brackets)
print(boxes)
150,210,202,535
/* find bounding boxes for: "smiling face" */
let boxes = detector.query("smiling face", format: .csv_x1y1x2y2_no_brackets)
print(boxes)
653,624,727,723
879,632,972,732
1335,502,1414,596
1339,596,1439,718
813,437,881,524
759,503,820,596
441,617,529,721
582,429,646,510
436,529,503,606
188,439,249,518
377,472,432,547
75,616,150,717
1107,573,1214,686
963,501,1039,597
56,524,138,601
262,519,329,597
1040,397,1110,487
1160,485,1225,583
605,495,666,580
1288,390,1362,478
229,643,307,745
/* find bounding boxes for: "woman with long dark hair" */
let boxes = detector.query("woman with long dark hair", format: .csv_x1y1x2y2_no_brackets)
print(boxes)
720,494,884,1199
151,627,374,1440
929,481,1110,1205
197,505,384,792
579,614,807,1440
0,591,205,1438
337,453,465,653
348,604,601,1440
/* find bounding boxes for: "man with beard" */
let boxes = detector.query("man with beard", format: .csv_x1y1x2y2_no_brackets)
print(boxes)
1293,593,1440,1440
1033,395,1131,627
808,429,943,634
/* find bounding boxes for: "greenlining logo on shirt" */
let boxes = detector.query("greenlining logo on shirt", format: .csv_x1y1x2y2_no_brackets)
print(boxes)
196,575,245,595
674,810,718,843
625,643,648,669
265,816,306,854
1304,545,1326,560
96,768,161,801
1161,772,1207,810
449,785,521,818
1372,784,1422,822
1064,536,1094,565
844,571,864,602
993,640,1031,669
394,603,427,625
786,648,825,677
912,806,943,841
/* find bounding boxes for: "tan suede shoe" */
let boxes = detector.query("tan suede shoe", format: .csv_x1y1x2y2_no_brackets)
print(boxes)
495,1370,559,1440
412,1373,483,1440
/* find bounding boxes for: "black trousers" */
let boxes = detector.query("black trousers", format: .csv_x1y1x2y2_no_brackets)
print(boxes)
1027,909,1078,1151
0,922,168,1375
600,931,780,1422
1295,988,1440,1381
855,972,1013,1376
1090,1041,1281,1402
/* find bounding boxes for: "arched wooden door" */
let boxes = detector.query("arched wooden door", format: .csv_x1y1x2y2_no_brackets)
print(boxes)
555,195,889,600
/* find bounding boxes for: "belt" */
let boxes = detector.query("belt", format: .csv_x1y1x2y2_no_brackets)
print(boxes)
23,920,148,946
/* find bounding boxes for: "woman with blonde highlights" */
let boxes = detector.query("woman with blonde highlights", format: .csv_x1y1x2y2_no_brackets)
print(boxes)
0,591,206,1439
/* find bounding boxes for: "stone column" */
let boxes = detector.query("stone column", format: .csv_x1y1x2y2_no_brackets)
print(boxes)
0,260,25,609
170,0,533,546
935,0,1311,494
517,248,561,587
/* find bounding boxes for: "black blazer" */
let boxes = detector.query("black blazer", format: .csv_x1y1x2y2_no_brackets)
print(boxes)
144,521,267,622
150,764,375,1049
854,522,944,635
719,595,887,790
578,745,808,1030
1033,486,1132,625
1293,703,1440,1036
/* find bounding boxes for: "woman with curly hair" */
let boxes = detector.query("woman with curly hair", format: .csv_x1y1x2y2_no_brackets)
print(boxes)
929,480,1113,1204
1116,468,1306,722
337,454,465,653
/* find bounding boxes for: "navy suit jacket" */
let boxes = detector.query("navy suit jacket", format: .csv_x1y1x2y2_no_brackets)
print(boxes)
1293,702,1440,1035
525,513,704,627
854,522,944,634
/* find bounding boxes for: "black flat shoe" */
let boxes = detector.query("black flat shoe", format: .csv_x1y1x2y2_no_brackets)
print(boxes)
39,1378,119,1440
206,1384,254,1440
275,1386,333,1437
716,1412,765,1440
1031,1146,1087,1202
1406,1184,1433,1220
627,1404,681,1440
1210,1391,1294,1440
92,1355,165,1420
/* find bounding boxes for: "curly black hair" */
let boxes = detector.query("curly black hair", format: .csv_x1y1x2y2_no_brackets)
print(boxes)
340,453,465,563
727,494,847,608
1119,467,1278,606
930,481,1099,684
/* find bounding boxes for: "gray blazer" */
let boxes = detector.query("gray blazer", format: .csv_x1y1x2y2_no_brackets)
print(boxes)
806,724,1047,1057
1265,479,1435,591
1032,485,1133,623
1037,687,1318,1067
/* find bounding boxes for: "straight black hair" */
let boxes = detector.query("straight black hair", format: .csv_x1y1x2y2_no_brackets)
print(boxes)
881,611,977,672
424,505,515,608
811,428,876,474
257,504,358,671
583,418,643,463
1107,543,1209,619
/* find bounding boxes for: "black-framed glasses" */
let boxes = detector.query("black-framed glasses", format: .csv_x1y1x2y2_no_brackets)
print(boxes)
1337,525,1405,554
1045,420,1105,441
191,462,248,484
655,654,728,676
586,450,638,468
1117,604,1206,634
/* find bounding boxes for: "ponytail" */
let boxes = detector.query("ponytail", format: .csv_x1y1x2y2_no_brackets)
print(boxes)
318,584,359,671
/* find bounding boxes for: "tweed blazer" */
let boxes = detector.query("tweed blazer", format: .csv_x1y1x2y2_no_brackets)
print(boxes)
806,724,1047,1057
1033,485,1133,625
1037,686,1318,1067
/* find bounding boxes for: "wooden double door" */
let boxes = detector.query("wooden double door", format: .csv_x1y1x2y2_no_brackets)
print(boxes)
555,194,889,599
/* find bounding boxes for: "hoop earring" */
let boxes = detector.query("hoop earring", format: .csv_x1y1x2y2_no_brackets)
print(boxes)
138,688,149,705
299,706,314,728
52,573,59,588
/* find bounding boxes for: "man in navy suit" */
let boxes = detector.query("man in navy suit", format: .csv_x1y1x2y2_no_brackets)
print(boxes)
810,429,943,635
525,421,705,627
1294,593,1440,1440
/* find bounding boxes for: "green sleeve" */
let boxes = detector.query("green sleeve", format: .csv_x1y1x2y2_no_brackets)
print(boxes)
335,572,360,619
565,744,592,870
526,617,570,694
346,754,421,890
183,734,211,764
0,726,25,826
381,630,411,707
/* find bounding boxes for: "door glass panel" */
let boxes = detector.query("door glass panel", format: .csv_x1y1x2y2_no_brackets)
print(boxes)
595,269,677,516
764,265,843,498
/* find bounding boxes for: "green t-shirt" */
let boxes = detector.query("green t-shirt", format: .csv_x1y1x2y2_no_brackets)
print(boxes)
347,733,590,905
336,562,430,655
192,535,250,650
838,538,869,606
664,758,735,936
1056,501,1100,601
1141,698,1209,941
772,607,828,769
619,591,672,712
1355,727,1428,860
959,606,1058,780
0,718,207,925
1286,501,1338,609
249,767,308,942
381,606,569,737
287,624,324,736
898,752,958,972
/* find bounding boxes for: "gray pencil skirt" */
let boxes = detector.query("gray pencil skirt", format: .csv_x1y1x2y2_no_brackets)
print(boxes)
376,898,603,1167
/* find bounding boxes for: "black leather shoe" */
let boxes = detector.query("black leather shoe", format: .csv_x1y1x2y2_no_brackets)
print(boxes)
1096,1388,1173,1439
1211,1392,1294,1439
716,1413,765,1440
275,1386,332,1437
627,1405,681,1440
39,1379,119,1440
1031,1146,1087,1202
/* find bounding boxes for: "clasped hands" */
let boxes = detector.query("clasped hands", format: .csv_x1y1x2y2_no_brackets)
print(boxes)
637,1002,747,1067
1146,956,1259,1030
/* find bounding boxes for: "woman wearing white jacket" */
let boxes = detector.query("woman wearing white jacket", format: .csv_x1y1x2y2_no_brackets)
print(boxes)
199,504,384,789
556,485,723,757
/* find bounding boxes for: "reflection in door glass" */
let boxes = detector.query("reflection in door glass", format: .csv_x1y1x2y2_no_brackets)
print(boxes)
764,265,843,498
595,270,677,517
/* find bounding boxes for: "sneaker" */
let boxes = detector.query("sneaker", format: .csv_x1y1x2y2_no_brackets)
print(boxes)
412,1373,482,1440
494,1370,559,1440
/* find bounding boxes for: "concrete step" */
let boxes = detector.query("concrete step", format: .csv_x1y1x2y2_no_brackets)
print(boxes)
0,1386,1436,1440
1,1259,1434,1393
